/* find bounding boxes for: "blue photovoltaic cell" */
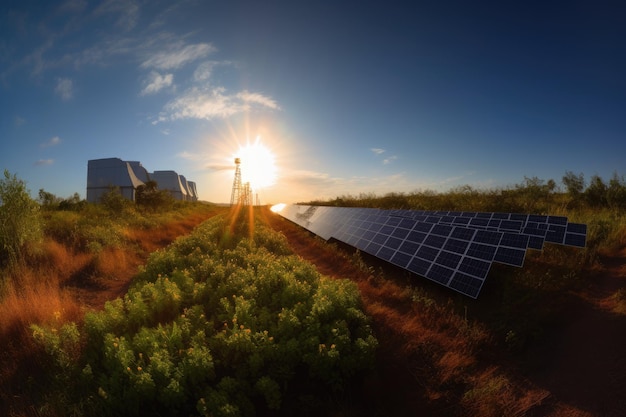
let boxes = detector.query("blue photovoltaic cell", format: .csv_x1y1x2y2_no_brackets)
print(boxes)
424,234,446,248
458,257,491,279
564,233,586,247
432,224,453,236
274,204,587,299
408,257,431,276
451,227,475,240
474,230,503,245
417,245,439,261
449,273,483,298
466,243,497,261
436,251,462,269
406,230,427,243
494,247,526,267
399,240,421,254
499,233,530,249
444,238,470,254
427,264,454,284
567,223,587,234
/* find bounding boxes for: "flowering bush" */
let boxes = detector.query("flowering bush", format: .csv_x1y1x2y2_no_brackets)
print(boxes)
34,211,377,416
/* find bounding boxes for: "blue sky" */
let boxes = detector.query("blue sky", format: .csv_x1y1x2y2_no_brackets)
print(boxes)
1,1,625,204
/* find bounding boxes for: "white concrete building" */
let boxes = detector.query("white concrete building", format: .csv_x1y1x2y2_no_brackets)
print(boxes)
86,158,146,203
86,158,199,203
187,181,198,201
150,170,189,201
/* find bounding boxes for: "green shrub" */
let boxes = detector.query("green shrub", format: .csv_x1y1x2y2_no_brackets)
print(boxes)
0,170,43,266
34,213,377,416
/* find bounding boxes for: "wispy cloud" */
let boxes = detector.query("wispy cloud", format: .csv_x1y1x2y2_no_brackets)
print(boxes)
141,43,216,70
237,91,281,110
206,164,234,172
162,86,279,121
140,71,173,95
14,116,26,127
193,61,217,82
35,159,54,166
41,136,61,147
383,155,398,165
370,147,397,164
55,78,73,100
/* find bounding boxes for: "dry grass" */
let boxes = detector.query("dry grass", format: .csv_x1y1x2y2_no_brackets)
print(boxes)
0,207,222,416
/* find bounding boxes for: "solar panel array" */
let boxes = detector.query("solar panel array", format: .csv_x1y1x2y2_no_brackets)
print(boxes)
273,204,587,299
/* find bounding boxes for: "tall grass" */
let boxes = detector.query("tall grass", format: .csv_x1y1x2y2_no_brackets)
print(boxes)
0,188,223,415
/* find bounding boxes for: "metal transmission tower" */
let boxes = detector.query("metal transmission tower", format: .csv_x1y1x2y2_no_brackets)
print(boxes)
230,158,242,206
241,182,252,206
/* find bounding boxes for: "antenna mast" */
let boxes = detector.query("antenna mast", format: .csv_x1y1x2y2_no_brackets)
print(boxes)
230,157,242,206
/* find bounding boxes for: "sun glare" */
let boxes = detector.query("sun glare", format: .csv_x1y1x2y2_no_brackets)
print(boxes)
270,203,286,213
234,137,277,190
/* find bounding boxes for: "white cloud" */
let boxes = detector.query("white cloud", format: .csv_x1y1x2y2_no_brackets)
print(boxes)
383,155,398,165
193,61,216,81
165,87,241,120
236,90,281,110
55,77,73,100
35,159,54,166
41,136,61,147
14,116,26,127
163,86,279,121
141,43,216,70
371,148,385,155
140,70,173,95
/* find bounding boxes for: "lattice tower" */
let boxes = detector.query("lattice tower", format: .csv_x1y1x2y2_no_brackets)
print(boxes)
230,158,242,206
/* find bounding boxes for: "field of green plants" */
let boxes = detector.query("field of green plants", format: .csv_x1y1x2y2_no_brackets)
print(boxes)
28,209,377,416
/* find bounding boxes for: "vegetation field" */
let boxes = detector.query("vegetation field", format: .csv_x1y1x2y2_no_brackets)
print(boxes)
2,171,626,416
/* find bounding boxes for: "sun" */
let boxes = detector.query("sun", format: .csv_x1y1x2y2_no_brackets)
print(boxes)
234,137,277,190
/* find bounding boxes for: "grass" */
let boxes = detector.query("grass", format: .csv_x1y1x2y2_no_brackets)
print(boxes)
0,201,224,415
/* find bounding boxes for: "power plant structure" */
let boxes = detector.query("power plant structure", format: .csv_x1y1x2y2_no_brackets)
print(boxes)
230,157,253,207
86,157,198,203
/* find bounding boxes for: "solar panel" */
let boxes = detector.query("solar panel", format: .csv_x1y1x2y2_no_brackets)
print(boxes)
273,205,587,299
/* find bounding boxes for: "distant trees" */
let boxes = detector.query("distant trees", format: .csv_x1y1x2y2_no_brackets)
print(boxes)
557,171,626,208
39,189,86,211
562,171,585,200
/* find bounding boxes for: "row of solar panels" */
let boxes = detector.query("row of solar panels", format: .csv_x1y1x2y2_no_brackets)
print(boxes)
273,204,587,299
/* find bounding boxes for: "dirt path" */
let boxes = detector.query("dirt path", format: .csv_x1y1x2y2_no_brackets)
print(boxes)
261,208,454,415
66,209,224,309
529,250,626,417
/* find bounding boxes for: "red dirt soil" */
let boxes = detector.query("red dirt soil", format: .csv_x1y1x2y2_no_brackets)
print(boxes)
261,207,626,417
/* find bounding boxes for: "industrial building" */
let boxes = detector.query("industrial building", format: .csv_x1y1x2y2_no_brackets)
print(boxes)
86,157,198,203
